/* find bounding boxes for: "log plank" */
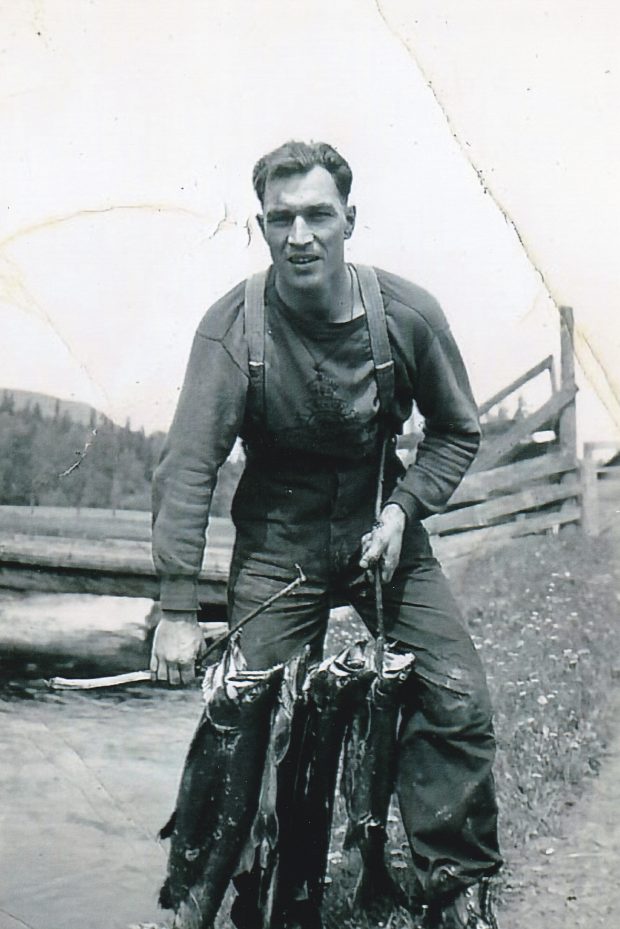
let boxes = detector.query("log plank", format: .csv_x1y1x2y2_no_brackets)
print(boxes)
0,534,231,575
0,563,228,603
449,452,576,507
431,502,581,562
471,386,577,473
478,355,554,416
0,530,230,603
0,507,235,547
427,478,581,535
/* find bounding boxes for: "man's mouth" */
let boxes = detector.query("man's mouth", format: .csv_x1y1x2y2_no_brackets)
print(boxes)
287,255,319,265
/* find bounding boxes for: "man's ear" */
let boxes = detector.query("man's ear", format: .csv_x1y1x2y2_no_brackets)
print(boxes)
344,205,356,240
256,213,266,238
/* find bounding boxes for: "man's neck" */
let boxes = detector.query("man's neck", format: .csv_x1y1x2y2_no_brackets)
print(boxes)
275,265,352,322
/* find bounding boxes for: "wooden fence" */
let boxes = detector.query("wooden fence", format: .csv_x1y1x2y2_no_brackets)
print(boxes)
0,509,233,614
425,306,581,565
581,441,620,536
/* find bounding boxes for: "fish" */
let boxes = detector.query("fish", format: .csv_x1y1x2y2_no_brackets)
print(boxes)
341,645,416,918
159,637,283,929
297,641,376,912
231,646,312,929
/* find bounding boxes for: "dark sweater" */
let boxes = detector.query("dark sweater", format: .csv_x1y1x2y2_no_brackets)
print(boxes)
152,266,481,610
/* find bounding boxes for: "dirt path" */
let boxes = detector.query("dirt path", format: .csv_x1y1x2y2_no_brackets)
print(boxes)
500,686,620,927
501,504,620,929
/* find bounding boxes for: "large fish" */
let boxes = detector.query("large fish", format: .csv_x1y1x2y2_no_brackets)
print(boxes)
159,638,282,929
297,641,376,912
341,645,416,918
231,647,312,929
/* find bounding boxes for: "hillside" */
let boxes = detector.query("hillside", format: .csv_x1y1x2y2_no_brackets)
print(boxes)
0,388,241,514
1,388,112,428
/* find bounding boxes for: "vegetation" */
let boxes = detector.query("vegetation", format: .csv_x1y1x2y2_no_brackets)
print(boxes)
0,389,242,514
321,531,620,926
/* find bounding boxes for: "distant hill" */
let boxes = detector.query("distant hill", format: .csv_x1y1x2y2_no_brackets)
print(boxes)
0,387,241,514
0,388,113,428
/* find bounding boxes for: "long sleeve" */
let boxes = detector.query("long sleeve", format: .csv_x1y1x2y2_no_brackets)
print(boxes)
387,322,481,521
152,326,248,610
374,270,481,523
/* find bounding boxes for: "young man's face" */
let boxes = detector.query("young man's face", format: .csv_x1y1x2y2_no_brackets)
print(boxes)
258,165,356,295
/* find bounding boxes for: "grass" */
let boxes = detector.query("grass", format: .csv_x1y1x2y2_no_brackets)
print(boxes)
319,530,620,926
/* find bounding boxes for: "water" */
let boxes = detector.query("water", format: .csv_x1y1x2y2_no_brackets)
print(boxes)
0,591,200,929
0,593,367,929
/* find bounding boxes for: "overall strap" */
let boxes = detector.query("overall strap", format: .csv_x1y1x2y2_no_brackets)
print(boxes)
244,269,268,421
354,264,395,418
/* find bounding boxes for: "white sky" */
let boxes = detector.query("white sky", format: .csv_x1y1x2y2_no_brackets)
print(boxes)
1,0,618,443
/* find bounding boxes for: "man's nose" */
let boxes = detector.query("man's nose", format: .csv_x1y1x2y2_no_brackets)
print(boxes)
287,215,313,246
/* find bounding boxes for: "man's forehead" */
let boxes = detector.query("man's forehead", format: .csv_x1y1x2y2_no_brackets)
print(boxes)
262,165,344,210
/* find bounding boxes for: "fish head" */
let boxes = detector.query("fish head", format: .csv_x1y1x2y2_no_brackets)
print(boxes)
308,640,375,707
203,638,283,729
373,644,416,700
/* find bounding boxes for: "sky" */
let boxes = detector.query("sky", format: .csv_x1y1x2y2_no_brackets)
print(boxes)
1,0,618,444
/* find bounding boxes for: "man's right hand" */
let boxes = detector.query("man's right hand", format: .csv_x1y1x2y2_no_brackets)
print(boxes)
150,611,206,686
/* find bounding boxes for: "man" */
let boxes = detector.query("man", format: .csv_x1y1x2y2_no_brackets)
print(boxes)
150,141,502,929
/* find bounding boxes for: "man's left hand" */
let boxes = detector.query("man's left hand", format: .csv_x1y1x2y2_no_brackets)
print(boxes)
359,503,406,583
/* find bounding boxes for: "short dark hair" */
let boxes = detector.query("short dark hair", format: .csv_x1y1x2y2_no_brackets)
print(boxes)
252,141,353,206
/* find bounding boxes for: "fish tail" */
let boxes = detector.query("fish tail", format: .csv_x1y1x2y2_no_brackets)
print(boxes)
351,853,408,915
159,877,173,910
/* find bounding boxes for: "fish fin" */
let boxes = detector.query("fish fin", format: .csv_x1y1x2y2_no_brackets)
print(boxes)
342,821,357,851
351,860,408,916
158,878,173,910
159,811,176,840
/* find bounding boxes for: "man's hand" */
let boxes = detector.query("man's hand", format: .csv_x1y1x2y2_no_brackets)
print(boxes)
150,611,206,686
359,503,406,583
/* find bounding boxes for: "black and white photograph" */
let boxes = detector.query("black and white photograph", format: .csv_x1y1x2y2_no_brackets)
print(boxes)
1,3,619,929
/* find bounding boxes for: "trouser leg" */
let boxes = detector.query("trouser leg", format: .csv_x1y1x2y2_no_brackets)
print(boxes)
227,536,331,670
396,674,501,900
348,521,502,901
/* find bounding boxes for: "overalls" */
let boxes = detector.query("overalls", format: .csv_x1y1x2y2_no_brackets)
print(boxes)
229,267,502,902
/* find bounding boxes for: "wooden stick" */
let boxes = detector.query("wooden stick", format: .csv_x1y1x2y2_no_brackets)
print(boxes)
373,435,389,675
48,670,152,690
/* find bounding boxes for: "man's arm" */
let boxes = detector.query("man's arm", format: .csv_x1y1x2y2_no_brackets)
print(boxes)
360,312,480,581
386,320,481,523
151,325,248,683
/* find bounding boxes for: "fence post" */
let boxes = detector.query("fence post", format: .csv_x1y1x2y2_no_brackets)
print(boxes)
559,307,577,461
581,443,599,537
558,307,580,531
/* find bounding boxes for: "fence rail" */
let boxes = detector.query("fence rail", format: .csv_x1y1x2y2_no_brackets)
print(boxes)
427,306,581,562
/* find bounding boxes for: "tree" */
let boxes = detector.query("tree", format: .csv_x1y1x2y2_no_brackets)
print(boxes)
0,391,15,415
